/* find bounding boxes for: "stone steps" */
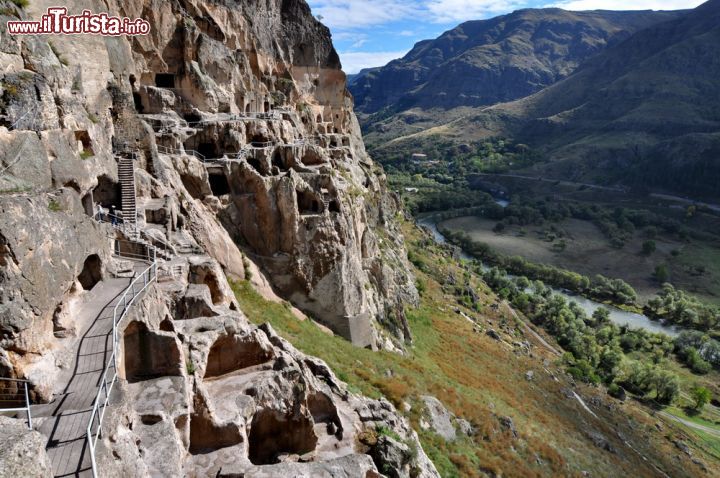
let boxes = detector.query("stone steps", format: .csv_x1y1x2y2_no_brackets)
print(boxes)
118,157,137,224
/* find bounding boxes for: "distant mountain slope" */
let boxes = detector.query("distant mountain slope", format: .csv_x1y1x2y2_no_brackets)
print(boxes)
350,8,683,114
460,0,720,198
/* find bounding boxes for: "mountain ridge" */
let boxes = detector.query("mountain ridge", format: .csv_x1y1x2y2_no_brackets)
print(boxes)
463,0,720,197
350,7,685,114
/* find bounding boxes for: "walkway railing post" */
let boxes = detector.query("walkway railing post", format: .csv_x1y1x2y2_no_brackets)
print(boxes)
87,208,161,478
24,382,31,429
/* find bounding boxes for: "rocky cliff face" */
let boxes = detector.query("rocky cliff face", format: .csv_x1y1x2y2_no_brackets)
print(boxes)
0,0,432,475
350,8,683,114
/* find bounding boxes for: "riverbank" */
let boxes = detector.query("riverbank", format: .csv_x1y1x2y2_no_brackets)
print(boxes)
418,215,683,337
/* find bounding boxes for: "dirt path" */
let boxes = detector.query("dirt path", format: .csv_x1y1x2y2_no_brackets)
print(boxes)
503,302,561,356
659,411,720,438
475,173,626,192
649,193,720,213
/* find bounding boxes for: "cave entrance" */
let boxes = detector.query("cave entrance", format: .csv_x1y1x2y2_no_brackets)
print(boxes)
208,172,230,196
93,175,121,211
204,334,273,379
272,150,285,171
263,101,270,112
245,103,251,114
248,409,317,465
316,114,322,123
123,321,182,382
247,154,263,174
155,73,175,88
296,190,320,214
78,254,102,290
133,92,144,113
184,112,202,124
197,142,219,159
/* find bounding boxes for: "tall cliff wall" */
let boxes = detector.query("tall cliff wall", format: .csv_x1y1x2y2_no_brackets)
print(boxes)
0,0,432,475
1,0,417,358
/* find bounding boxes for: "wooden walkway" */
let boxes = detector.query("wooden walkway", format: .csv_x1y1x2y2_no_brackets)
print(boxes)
32,266,142,477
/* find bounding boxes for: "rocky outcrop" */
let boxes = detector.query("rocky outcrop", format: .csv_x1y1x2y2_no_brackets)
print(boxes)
97,275,437,476
128,0,417,347
419,395,456,441
0,416,52,478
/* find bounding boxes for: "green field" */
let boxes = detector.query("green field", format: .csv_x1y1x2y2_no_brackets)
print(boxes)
439,215,720,305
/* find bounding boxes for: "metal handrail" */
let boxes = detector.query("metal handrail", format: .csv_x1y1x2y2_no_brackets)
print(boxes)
142,111,283,127
0,377,32,429
85,252,157,478
156,144,207,162
249,141,274,148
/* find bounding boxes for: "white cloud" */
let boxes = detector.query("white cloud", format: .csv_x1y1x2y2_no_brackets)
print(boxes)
332,31,366,41
339,50,409,74
399,30,416,36
553,0,703,10
424,0,526,23
311,0,703,31
308,1,421,30
309,0,522,29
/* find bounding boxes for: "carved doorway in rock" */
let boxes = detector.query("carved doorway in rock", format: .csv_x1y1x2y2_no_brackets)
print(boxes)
78,254,102,290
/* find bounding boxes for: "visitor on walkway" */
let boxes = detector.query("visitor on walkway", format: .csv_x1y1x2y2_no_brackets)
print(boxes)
164,194,178,234
110,205,117,225
95,203,106,221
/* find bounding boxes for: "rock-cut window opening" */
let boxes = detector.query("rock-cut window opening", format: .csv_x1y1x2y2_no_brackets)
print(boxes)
74,130,93,155
155,73,176,88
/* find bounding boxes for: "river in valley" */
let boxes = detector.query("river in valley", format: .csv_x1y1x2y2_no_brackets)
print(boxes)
418,213,682,337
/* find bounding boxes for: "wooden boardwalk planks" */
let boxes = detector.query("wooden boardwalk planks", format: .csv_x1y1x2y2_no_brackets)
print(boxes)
31,267,143,477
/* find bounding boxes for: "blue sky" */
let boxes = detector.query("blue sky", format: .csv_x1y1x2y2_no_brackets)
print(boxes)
307,0,705,73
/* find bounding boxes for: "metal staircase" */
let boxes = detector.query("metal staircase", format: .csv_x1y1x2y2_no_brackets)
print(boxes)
118,156,137,227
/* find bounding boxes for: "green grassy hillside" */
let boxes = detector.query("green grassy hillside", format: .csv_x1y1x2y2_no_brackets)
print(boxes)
234,220,719,477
